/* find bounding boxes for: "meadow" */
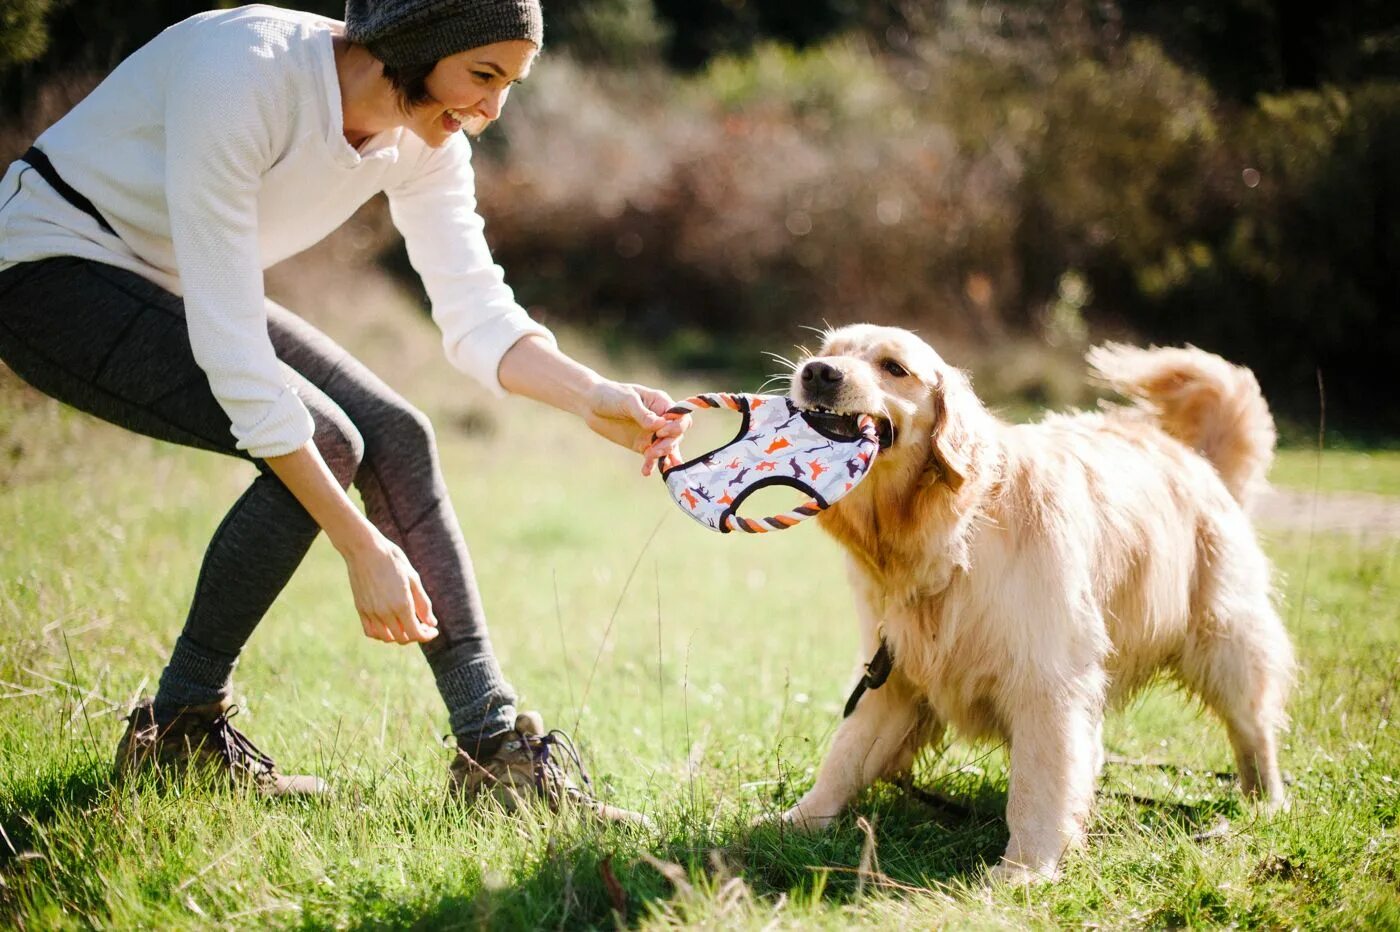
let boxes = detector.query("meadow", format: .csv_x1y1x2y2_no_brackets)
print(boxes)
1,318,1397,929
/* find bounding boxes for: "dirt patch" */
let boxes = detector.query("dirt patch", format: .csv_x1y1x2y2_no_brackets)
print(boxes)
1255,487,1400,538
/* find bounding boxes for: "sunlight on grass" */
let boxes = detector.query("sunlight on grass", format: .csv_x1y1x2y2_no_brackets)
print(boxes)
2,373,1398,928
1271,448,1400,497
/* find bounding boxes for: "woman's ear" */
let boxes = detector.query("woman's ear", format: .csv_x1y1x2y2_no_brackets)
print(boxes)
929,371,980,492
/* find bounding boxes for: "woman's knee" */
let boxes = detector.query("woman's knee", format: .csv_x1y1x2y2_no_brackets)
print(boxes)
374,399,439,461
313,413,366,488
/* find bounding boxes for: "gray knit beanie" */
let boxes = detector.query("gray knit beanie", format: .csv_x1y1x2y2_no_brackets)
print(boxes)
345,0,543,68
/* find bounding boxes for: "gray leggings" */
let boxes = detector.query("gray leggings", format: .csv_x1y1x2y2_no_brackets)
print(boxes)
0,257,515,742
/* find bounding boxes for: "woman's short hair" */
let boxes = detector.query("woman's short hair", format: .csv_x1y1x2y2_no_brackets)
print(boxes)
381,59,436,113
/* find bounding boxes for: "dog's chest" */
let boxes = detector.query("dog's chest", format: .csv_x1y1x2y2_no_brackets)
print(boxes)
877,582,1012,740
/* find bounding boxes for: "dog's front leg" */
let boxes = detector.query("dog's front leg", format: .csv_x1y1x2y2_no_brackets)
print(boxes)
993,689,1102,883
782,676,921,831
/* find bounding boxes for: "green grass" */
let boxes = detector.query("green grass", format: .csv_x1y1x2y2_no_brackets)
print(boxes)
2,363,1399,929
1271,448,1400,497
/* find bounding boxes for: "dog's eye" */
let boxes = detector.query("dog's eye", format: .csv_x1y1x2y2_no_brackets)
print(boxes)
881,359,909,378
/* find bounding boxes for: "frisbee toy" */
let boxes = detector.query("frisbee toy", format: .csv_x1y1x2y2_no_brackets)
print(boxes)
658,393,881,533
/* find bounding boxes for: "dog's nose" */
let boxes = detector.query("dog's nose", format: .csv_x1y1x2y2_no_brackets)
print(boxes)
801,361,844,388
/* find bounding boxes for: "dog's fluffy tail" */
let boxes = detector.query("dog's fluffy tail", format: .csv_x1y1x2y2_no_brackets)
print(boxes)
1087,343,1276,507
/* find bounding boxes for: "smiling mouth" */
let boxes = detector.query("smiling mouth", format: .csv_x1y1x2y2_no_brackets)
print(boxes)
798,404,897,450
441,108,465,133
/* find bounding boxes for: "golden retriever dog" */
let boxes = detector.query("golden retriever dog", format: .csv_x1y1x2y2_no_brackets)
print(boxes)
782,325,1294,883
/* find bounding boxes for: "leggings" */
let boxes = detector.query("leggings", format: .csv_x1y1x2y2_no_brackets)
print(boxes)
0,257,516,742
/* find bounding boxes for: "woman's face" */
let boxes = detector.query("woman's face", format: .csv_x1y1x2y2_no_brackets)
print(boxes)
408,39,537,146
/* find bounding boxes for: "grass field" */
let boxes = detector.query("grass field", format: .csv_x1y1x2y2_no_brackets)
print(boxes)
2,345,1398,929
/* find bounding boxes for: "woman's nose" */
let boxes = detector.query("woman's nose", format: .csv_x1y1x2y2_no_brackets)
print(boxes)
478,88,506,121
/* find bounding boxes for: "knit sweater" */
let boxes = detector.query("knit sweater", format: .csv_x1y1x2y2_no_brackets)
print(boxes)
0,4,553,458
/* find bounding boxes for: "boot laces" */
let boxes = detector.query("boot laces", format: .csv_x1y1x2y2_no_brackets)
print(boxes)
523,726,594,798
206,706,276,776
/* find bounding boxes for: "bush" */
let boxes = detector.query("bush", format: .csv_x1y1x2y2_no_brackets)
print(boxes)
1133,82,1400,430
471,39,1029,377
466,6,1397,428
3,2,1396,429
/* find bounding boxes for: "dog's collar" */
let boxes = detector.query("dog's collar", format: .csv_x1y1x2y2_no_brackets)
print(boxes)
842,638,893,718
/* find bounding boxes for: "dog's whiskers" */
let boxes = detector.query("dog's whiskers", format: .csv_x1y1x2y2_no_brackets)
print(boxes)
756,372,795,394
761,351,801,373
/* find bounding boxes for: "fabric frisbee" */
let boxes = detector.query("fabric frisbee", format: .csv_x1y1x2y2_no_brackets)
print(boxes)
658,393,880,533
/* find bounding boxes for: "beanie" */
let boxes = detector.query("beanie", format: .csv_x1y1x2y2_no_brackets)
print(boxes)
344,0,543,68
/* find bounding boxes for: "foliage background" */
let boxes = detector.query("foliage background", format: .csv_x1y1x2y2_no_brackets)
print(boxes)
2,0,1398,432
2,4,1399,926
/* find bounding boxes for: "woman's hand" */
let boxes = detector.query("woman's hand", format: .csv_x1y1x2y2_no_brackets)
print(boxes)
339,530,439,644
264,443,439,645
581,380,689,476
497,337,690,476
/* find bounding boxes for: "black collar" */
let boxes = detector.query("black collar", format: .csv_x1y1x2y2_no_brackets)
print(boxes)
842,638,893,718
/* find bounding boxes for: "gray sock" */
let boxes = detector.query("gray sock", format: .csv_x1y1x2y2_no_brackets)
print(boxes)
153,634,237,717
432,647,517,744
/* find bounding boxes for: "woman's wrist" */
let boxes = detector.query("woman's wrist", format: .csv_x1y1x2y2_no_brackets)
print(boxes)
325,512,381,557
498,335,605,418
262,442,379,556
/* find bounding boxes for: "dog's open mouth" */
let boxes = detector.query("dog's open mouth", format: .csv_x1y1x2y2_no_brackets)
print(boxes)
799,405,897,450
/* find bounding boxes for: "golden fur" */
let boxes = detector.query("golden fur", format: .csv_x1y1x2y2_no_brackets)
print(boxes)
781,325,1294,883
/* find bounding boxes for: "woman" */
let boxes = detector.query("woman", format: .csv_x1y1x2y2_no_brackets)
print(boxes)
0,0,682,821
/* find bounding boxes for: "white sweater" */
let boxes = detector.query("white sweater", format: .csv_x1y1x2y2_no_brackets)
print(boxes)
0,4,554,457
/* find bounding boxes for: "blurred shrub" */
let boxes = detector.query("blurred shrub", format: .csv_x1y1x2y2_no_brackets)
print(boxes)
1120,0,1400,100
2,1,1396,429
650,0,867,70
543,0,668,65
474,38,1023,376
1133,82,1400,427
465,6,1396,428
0,0,61,69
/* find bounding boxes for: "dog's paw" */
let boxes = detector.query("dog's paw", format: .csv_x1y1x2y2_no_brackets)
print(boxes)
747,808,787,830
778,803,836,832
987,860,1059,887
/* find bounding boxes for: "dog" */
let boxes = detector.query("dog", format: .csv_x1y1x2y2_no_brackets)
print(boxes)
783,325,1294,883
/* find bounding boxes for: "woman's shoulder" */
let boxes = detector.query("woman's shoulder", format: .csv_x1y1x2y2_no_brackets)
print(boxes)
161,5,338,76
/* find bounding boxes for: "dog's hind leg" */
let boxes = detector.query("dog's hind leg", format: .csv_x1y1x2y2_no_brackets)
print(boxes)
1177,526,1294,809
1178,600,1293,808
781,675,924,831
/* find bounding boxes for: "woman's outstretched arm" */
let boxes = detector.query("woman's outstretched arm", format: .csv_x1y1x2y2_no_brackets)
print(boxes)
497,335,687,476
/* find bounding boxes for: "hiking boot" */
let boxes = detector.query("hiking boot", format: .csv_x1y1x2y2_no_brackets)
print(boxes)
113,697,327,798
448,711,652,828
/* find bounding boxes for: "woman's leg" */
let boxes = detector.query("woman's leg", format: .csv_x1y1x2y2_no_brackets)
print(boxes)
261,310,518,748
0,259,365,714
0,258,518,745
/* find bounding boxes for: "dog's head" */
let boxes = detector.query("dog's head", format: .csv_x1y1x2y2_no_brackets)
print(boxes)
788,325,986,491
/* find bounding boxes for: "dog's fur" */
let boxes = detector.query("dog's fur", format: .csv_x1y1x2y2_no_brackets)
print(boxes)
783,325,1294,883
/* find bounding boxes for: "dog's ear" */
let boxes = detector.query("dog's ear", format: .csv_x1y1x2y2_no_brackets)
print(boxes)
929,370,980,491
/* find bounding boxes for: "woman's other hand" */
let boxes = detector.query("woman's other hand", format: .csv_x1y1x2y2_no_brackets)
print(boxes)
581,381,690,476
340,530,439,644
264,442,440,645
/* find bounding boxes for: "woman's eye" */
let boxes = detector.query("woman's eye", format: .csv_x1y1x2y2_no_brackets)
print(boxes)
881,360,909,378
